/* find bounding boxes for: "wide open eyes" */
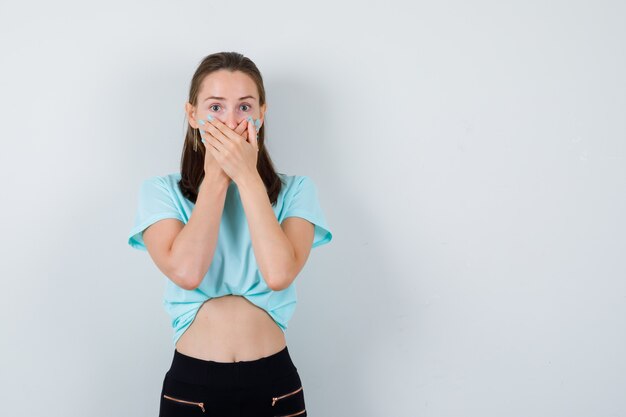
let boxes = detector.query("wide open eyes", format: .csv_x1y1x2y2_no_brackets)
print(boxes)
208,104,252,112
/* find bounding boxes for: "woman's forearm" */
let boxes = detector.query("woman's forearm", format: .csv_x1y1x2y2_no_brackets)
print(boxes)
237,173,296,290
169,176,229,289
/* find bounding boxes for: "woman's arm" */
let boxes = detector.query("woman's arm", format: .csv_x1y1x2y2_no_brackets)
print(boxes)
237,173,314,291
167,176,229,289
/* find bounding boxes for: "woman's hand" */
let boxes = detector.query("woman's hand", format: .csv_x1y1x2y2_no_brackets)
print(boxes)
201,117,260,185
197,118,249,185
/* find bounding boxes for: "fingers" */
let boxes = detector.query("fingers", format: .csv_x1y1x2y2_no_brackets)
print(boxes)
195,116,243,145
195,117,210,146
234,119,247,135
206,118,246,144
246,117,259,151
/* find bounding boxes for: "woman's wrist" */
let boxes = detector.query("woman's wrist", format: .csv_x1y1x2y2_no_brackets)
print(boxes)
199,174,230,193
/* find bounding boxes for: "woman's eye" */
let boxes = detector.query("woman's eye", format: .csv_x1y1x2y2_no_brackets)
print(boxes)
209,104,250,112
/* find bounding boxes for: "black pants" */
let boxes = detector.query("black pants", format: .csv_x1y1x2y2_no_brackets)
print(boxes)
159,345,307,417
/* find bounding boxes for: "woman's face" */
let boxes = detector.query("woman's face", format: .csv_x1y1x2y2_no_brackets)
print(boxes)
186,69,266,132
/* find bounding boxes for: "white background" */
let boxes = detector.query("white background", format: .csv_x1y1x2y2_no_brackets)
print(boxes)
1,1,624,416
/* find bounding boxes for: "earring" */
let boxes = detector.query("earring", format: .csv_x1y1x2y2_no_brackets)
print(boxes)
193,129,198,152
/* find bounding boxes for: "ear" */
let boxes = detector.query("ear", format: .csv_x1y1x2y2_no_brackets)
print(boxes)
185,102,199,129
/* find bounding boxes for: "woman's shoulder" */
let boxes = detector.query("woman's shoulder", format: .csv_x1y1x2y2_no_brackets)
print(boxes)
275,172,323,204
137,172,183,200
276,172,309,195
276,171,309,187
142,171,181,186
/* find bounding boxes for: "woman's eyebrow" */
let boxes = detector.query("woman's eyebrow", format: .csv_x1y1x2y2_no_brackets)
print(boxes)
204,95,256,101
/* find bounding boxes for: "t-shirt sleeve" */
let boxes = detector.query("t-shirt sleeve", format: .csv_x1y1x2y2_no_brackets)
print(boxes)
127,176,185,251
282,175,333,249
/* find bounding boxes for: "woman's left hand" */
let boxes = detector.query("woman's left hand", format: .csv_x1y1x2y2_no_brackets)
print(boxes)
202,117,260,185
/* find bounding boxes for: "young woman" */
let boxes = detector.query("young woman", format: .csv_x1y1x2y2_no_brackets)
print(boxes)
128,51,333,416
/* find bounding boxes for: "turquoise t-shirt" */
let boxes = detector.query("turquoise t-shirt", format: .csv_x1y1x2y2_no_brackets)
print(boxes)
127,172,333,346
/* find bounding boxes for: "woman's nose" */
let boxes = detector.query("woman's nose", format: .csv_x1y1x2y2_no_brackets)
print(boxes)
219,114,240,130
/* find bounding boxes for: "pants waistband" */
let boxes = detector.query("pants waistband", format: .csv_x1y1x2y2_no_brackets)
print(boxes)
166,345,297,388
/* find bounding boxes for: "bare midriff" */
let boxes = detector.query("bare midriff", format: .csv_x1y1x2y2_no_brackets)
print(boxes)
174,294,287,363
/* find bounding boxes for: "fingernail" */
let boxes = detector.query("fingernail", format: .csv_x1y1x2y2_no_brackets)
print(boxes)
201,139,206,144
198,119,205,125
206,115,214,121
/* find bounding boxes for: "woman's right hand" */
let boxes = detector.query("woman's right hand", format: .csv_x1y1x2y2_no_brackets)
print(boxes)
198,118,249,185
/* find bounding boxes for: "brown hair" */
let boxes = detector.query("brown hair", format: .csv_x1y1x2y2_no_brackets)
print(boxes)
178,51,282,205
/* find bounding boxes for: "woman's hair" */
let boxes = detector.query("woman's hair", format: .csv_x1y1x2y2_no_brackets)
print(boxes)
178,51,282,205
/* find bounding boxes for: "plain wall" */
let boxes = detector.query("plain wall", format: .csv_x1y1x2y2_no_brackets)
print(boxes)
1,0,624,416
